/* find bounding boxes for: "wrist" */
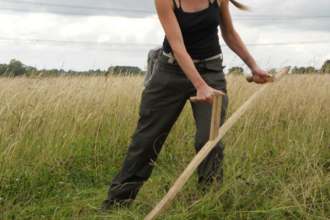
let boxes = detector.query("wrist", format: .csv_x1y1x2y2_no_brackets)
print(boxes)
243,57,258,74
194,80,207,90
251,65,260,75
192,76,207,90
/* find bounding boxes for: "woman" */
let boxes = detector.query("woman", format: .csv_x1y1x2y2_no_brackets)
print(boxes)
102,0,270,209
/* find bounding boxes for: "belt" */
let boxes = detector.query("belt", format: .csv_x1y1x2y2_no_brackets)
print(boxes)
163,51,223,64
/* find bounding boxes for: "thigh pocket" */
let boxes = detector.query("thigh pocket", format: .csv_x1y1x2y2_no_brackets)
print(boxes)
139,77,159,115
203,72,227,92
203,58,227,91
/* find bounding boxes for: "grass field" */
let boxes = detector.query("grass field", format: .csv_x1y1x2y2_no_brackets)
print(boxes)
0,73,330,219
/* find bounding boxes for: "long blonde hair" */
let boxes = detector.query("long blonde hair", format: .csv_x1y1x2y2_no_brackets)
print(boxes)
229,0,250,11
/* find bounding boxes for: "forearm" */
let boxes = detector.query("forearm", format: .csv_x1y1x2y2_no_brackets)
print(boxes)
172,46,207,89
222,31,258,72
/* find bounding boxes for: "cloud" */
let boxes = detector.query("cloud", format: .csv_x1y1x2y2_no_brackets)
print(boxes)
0,12,163,70
230,0,330,32
0,0,156,18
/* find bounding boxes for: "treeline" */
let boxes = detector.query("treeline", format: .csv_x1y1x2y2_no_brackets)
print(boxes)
290,61,330,74
227,60,330,75
0,59,143,77
1,59,329,77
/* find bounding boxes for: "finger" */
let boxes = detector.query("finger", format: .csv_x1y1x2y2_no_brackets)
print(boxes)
198,97,209,105
254,76,258,82
257,76,262,84
254,76,260,84
200,99,209,105
197,97,204,103
263,72,271,77
257,76,263,84
258,72,270,77
208,96,213,105
214,90,226,96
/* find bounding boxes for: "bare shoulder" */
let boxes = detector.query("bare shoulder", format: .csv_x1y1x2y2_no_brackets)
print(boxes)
155,0,174,11
218,0,229,7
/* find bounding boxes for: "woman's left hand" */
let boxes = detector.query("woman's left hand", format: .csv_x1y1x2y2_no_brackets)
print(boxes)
251,67,270,84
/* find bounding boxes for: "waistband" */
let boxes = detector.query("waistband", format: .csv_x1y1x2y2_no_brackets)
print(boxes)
163,51,223,64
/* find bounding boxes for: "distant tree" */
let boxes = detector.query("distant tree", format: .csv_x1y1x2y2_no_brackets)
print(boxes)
320,60,330,73
109,66,142,75
305,66,317,74
291,66,306,74
228,66,244,75
291,66,320,74
24,66,38,76
0,64,8,76
291,66,298,74
7,59,26,76
267,68,277,74
51,69,59,74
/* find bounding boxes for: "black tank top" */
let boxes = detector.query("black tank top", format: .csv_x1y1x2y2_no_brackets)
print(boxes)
163,0,222,59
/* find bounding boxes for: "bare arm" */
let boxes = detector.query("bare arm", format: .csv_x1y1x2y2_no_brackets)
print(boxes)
155,0,225,104
218,0,269,83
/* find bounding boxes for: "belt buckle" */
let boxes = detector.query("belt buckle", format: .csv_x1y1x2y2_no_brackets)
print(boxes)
168,57,175,64
163,52,176,64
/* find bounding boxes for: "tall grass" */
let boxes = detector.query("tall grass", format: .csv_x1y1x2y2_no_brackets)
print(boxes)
0,73,330,219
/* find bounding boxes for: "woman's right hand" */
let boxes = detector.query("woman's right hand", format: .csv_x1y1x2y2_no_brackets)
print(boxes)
196,84,226,105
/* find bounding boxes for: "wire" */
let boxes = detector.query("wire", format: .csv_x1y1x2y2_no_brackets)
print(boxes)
0,0,329,19
0,37,329,47
0,0,154,13
0,37,160,47
0,7,154,18
1,7,329,21
243,40,330,46
232,15,330,18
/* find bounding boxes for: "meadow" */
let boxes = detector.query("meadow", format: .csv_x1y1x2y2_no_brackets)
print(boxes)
0,73,330,219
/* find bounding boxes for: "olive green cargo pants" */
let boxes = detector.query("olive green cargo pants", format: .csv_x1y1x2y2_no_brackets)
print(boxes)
103,54,229,206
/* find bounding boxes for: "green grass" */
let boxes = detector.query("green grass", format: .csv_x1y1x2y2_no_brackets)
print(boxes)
0,74,330,219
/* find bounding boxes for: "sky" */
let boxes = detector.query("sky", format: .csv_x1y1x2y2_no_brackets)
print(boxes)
0,0,329,73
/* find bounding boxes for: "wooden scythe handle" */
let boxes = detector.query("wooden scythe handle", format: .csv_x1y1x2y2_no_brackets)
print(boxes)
144,67,291,220
189,94,223,141
190,96,198,104
189,93,223,104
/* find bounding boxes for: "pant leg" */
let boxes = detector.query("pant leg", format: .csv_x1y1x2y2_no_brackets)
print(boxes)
191,95,228,183
189,62,229,184
104,59,188,205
